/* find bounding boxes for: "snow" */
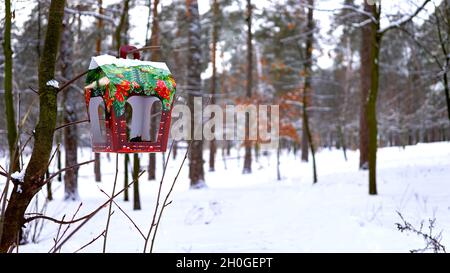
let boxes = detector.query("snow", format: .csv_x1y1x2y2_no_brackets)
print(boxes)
1,142,450,252
46,80,60,89
11,169,25,182
88,54,170,72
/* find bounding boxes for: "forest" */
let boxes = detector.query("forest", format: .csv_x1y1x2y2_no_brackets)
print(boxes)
0,0,449,253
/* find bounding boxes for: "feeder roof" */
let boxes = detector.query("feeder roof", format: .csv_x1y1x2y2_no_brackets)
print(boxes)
85,54,176,116
88,54,170,71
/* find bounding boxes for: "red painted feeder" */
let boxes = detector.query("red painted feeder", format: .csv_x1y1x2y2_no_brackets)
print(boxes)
84,45,176,153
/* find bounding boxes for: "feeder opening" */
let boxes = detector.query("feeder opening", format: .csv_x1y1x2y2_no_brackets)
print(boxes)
89,97,109,145
125,96,161,143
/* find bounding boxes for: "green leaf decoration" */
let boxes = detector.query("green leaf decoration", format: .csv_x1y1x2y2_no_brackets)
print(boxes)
113,100,126,117
108,82,117,98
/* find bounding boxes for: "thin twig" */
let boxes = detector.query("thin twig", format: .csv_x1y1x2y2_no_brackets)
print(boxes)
39,160,96,187
143,141,174,252
57,70,89,94
150,140,193,253
99,189,146,240
50,214,66,253
48,203,83,253
145,97,211,253
74,230,106,253
128,45,161,54
102,153,119,253
54,119,89,131
51,171,145,253
28,86,39,95
36,144,60,183
18,135,33,159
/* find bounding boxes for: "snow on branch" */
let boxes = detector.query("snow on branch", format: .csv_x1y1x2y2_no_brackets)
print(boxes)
352,18,373,29
64,7,116,24
297,2,378,24
379,0,432,34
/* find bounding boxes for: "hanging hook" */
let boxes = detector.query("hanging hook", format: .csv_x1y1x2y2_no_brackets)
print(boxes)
119,45,141,60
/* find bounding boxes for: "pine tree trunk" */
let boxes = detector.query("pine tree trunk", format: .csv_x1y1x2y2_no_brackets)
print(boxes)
94,153,101,182
0,0,66,252
46,171,53,201
124,154,129,201
187,0,205,188
148,154,156,180
96,0,103,54
173,142,177,159
367,4,381,195
277,146,281,181
133,154,141,210
301,123,309,162
302,0,317,183
61,15,79,201
94,0,105,183
113,0,131,188
2,0,19,173
148,0,160,181
209,0,219,172
243,0,253,174
359,2,372,170
337,125,348,161
114,0,130,54
57,147,62,182
440,0,450,120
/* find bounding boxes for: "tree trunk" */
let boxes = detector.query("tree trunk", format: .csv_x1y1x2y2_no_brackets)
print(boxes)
367,4,381,195
302,0,317,183
359,2,372,170
96,0,103,54
113,0,131,188
441,0,450,120
277,145,281,181
173,142,178,159
46,171,53,201
187,0,205,188
124,154,129,201
94,0,105,182
301,123,309,162
145,0,152,48
209,0,219,172
0,0,66,252
133,154,141,210
114,0,130,54
2,0,19,173
148,0,160,181
337,125,348,161
61,15,79,201
243,0,253,174
94,153,101,182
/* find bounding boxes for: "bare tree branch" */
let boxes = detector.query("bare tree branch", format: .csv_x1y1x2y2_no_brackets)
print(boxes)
54,119,89,132
50,171,145,253
74,230,106,253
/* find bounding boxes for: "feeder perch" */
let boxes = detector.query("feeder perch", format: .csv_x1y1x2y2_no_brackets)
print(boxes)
84,45,176,153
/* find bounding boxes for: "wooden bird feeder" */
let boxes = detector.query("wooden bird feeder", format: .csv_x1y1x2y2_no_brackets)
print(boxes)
84,45,176,153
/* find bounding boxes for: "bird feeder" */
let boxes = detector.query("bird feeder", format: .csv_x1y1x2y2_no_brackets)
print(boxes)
84,45,176,153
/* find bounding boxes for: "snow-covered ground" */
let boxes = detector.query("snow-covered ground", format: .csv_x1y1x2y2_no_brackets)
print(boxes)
1,142,450,253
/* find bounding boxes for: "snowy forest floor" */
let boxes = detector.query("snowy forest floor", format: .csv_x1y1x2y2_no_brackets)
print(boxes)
1,142,450,253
